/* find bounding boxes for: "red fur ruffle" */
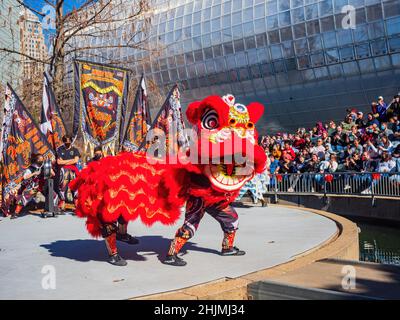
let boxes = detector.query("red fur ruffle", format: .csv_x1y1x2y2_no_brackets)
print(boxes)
71,152,190,237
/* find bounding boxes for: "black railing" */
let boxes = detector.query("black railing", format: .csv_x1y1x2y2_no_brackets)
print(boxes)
264,172,400,198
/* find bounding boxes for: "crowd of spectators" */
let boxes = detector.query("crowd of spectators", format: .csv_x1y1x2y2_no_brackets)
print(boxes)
260,94,400,177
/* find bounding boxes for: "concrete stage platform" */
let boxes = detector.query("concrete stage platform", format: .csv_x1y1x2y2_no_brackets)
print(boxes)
0,206,337,300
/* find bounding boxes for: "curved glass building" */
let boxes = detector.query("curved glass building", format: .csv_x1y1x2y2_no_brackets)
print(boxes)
75,0,400,134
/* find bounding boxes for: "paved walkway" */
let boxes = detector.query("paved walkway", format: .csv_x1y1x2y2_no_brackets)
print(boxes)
0,205,337,299
268,259,400,299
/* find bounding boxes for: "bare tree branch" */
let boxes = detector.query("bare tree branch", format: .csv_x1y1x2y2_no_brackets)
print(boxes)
0,0,158,118
0,48,50,65
14,0,46,17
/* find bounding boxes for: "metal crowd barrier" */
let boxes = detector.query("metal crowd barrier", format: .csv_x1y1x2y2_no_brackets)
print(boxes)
264,172,400,199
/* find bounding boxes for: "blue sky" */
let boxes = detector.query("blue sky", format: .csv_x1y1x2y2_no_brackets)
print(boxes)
24,1,90,47
24,0,88,14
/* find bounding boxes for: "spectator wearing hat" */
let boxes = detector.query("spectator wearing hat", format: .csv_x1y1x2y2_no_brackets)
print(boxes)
355,112,366,128
388,94,400,117
341,114,355,133
377,96,389,122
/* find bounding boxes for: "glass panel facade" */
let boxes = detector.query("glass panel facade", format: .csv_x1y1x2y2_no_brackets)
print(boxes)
77,0,400,133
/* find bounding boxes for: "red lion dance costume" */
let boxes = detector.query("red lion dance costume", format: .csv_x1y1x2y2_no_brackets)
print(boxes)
70,94,267,266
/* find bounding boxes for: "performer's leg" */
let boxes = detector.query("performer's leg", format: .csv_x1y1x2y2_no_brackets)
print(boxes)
116,216,139,245
206,205,245,256
12,203,24,219
101,221,127,266
11,189,36,219
164,197,205,266
67,170,78,209
57,168,66,210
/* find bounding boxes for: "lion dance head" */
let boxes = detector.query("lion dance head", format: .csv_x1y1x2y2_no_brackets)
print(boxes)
184,94,267,193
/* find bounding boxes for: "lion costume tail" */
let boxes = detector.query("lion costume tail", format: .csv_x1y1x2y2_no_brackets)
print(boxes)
70,152,190,237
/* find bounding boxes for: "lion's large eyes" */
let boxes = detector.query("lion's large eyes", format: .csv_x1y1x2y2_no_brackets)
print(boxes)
201,108,219,130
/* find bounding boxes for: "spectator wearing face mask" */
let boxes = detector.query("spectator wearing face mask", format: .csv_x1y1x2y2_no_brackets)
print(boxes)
56,135,81,211
90,146,105,163
379,122,395,141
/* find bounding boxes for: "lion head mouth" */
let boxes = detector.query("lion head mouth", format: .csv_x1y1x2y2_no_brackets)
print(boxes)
203,161,253,192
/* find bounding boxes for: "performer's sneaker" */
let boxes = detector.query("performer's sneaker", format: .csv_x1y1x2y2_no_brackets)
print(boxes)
163,254,187,267
58,200,65,210
221,246,246,256
260,198,268,207
108,254,127,266
116,233,139,245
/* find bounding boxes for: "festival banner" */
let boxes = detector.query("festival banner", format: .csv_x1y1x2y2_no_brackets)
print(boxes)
122,75,152,151
40,73,67,150
73,60,129,155
0,84,55,212
141,85,188,156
